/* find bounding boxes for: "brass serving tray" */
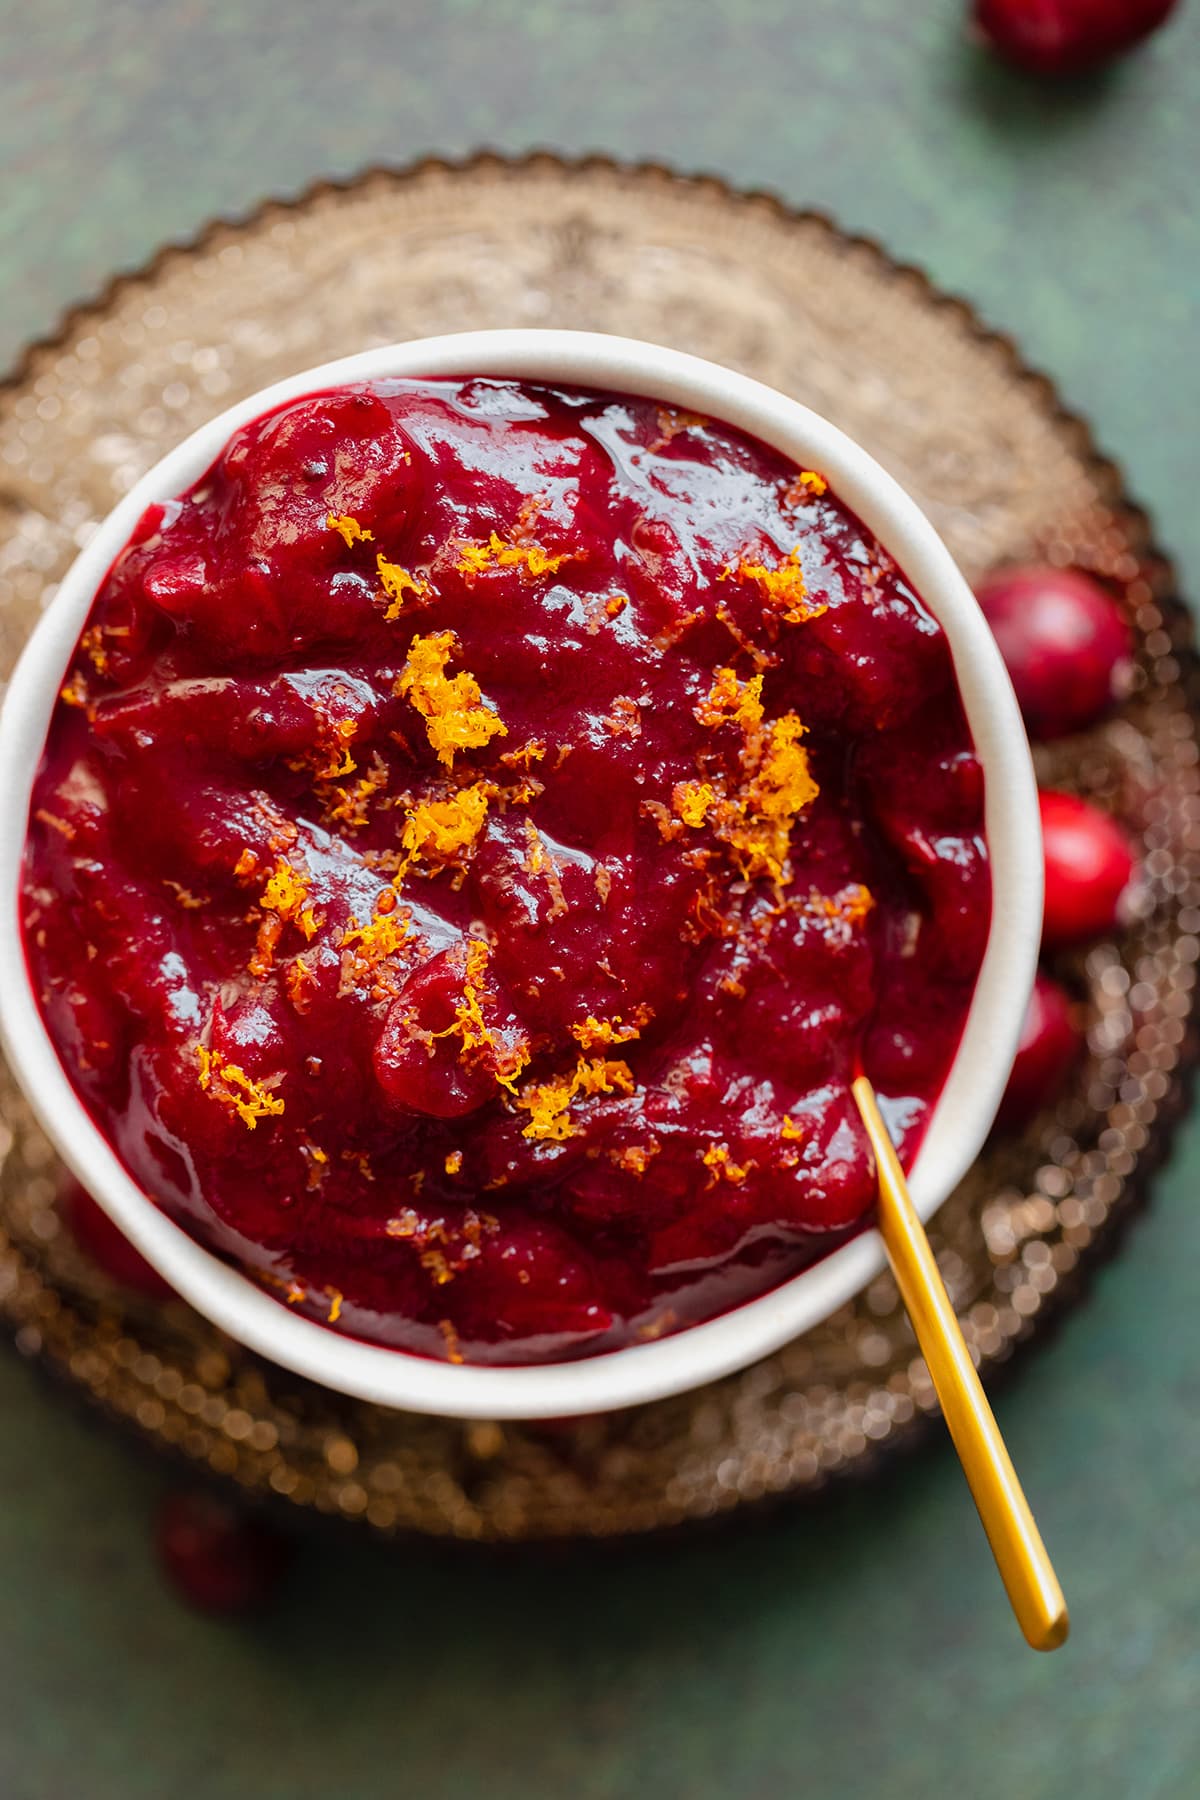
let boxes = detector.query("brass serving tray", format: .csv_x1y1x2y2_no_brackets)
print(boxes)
0,154,1193,1541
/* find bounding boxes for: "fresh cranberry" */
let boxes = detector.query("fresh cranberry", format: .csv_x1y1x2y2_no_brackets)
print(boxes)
63,1178,174,1300
156,1490,291,1615
977,565,1133,741
997,972,1082,1128
974,0,1178,75
1040,790,1135,948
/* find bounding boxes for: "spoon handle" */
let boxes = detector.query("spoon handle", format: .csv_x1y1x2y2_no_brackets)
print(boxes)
852,1076,1069,1652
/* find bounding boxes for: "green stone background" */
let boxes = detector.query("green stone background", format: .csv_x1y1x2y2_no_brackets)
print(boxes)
1,2,1198,1795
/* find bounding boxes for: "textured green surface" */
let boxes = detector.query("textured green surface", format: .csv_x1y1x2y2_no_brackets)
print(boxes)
1,3,1199,1796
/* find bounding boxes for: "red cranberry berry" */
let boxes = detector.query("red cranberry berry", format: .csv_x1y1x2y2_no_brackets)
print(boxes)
1040,790,1135,948
998,972,1083,1128
156,1490,291,1615
974,0,1178,75
63,1178,174,1300
977,565,1133,741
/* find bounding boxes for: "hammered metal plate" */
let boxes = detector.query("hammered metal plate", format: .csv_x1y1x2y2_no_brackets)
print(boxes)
0,155,1194,1541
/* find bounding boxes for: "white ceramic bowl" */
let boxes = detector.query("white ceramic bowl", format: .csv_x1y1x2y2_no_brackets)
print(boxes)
0,329,1041,1418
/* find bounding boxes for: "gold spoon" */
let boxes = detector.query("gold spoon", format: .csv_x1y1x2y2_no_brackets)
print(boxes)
852,1074,1069,1651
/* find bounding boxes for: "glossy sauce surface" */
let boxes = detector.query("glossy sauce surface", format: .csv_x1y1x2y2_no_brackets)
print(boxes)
23,379,991,1363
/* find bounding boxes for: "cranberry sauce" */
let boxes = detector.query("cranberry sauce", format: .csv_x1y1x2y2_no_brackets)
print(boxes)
22,378,991,1364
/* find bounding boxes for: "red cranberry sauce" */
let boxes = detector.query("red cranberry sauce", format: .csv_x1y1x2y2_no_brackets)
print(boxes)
23,378,991,1363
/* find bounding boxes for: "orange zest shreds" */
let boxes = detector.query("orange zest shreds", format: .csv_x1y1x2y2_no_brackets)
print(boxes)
444,1149,464,1176
34,807,75,841
702,1141,754,1185
234,846,259,881
341,1148,375,1181
439,937,492,1057
672,781,716,829
323,751,389,835
196,1045,284,1130
316,717,358,781
713,604,776,673
517,1073,578,1142
339,899,412,986
523,817,547,876
685,877,735,943
651,406,707,447
784,470,828,503
641,798,685,843
79,633,107,678
518,1055,635,1141
255,1268,307,1305
717,712,820,885
301,1140,328,1191
395,630,508,767
722,545,828,625
610,1141,661,1177
498,774,545,811
260,859,322,939
285,954,317,1013
583,589,631,634
433,940,531,1093
572,1057,635,1099
605,695,642,739
376,553,432,619
287,709,358,782
422,1248,455,1286
570,1006,652,1052
780,1116,806,1141
635,1309,679,1341
59,672,89,708
400,782,491,869
652,607,704,653
163,880,210,909
454,531,570,580
248,797,299,856
807,883,875,929
696,666,765,733
260,860,318,936
522,820,568,919
841,883,875,924
438,1318,465,1364
327,512,374,547
80,624,114,675
388,1206,498,1253
360,847,407,878
752,713,819,828
246,916,281,982
251,857,323,978
499,739,547,771
327,1288,344,1323
385,1000,435,1058
512,491,548,539
385,1211,500,1307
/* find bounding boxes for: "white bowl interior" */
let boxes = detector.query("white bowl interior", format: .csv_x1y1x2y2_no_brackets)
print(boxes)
0,329,1042,1417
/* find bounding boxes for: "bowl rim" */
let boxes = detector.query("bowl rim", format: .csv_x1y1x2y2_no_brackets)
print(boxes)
0,327,1042,1418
